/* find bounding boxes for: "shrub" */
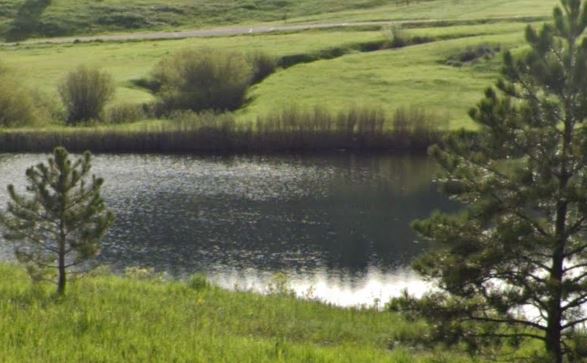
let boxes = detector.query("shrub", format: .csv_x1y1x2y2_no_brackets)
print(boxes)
188,274,210,291
247,51,277,84
385,25,409,48
106,103,145,124
58,65,116,125
0,74,38,127
445,44,501,67
152,48,252,114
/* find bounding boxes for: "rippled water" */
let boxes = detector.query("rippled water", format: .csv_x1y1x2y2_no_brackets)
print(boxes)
0,153,456,306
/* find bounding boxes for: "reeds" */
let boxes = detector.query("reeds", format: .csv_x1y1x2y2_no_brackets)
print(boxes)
0,106,447,154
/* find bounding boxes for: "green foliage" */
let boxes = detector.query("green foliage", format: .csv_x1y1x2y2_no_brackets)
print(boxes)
0,75,38,127
187,273,210,291
0,147,114,295
58,65,116,125
152,48,252,114
395,0,587,361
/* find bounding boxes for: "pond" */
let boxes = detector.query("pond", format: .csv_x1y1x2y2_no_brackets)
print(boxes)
0,153,457,307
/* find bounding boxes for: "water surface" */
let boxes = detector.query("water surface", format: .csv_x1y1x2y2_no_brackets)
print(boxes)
0,153,456,306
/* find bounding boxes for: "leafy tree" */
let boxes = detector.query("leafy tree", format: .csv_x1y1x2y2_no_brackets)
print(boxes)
59,66,115,124
1,147,114,295
389,0,587,361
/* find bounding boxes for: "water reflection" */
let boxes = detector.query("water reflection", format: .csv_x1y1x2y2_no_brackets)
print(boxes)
0,153,456,306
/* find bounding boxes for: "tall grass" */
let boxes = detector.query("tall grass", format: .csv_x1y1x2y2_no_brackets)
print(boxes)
0,263,475,362
0,106,446,153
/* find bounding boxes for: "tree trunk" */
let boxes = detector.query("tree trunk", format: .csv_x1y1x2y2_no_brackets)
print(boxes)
545,248,564,363
546,178,569,363
57,245,66,295
57,222,66,296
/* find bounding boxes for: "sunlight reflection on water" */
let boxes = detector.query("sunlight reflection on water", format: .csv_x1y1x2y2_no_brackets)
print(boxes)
0,153,455,307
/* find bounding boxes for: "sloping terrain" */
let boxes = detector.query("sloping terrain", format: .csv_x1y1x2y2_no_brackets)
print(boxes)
0,0,553,40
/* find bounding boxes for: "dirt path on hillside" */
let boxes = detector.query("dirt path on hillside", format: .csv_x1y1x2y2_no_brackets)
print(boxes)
9,15,544,45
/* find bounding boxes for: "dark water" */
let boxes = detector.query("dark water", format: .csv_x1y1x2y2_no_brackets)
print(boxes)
0,153,456,306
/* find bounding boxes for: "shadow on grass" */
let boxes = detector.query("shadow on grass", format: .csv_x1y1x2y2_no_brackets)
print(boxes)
5,0,52,42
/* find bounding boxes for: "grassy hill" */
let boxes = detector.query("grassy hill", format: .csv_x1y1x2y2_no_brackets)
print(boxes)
0,0,417,40
0,0,559,136
0,0,554,40
0,21,530,129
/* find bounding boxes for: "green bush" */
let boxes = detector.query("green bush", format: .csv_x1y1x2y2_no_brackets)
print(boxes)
106,103,145,124
58,65,115,125
187,274,210,291
152,48,253,114
0,74,39,127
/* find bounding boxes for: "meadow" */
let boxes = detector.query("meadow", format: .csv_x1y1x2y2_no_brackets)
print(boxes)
0,0,558,145
0,20,531,133
0,0,553,40
0,263,532,362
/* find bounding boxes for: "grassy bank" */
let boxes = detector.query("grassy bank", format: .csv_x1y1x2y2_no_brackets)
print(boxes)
0,108,444,153
0,263,474,362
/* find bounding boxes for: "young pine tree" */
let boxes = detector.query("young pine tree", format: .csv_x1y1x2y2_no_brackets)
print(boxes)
1,147,113,295
390,0,587,361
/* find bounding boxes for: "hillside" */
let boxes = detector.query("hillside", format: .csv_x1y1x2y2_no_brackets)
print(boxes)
0,0,414,40
0,0,554,41
0,0,560,137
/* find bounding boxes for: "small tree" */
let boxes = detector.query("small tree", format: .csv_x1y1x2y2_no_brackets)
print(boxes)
59,66,115,124
1,147,114,295
389,0,587,361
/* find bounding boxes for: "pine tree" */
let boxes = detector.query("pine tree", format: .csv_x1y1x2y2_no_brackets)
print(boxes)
389,0,587,361
1,147,113,295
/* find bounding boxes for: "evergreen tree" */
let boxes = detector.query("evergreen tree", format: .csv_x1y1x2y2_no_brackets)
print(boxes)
390,0,587,361
1,147,113,295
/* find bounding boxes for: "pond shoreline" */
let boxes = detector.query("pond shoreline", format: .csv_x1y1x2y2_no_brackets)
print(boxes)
0,129,448,154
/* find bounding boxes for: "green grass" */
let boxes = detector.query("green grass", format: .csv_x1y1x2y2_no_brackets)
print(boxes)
0,0,559,133
0,263,473,362
0,0,555,39
0,22,529,129
244,30,527,129
0,30,389,105
287,0,555,24
0,0,402,39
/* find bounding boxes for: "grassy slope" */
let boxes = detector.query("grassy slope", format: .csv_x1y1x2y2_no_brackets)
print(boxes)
0,0,556,130
0,0,407,39
0,22,528,129
0,0,555,39
289,0,556,23
0,30,387,105
244,28,526,129
0,264,474,362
